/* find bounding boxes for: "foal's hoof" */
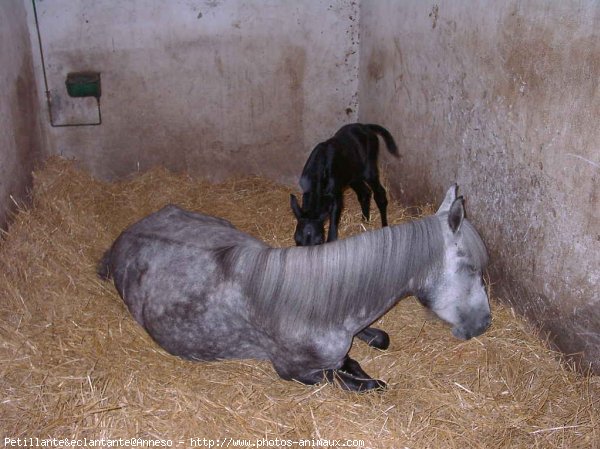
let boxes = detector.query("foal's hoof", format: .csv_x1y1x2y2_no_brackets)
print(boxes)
356,327,390,350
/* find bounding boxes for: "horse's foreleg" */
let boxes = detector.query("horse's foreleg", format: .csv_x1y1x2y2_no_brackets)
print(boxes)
325,357,387,392
289,370,328,386
356,327,390,350
273,361,328,386
274,355,386,392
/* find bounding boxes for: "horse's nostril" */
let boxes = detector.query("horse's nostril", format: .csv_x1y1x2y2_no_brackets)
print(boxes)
484,314,492,328
474,314,492,337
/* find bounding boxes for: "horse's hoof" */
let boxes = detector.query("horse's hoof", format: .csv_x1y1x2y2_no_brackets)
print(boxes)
333,375,387,392
351,377,387,392
357,328,390,350
368,378,387,391
370,332,390,350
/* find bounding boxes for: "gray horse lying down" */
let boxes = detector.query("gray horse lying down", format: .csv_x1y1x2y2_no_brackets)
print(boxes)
98,185,490,391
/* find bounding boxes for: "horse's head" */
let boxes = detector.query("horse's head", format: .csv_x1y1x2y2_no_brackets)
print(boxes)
420,184,491,340
290,194,328,246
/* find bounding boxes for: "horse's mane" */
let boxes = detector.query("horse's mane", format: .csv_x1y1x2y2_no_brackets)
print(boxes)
233,216,450,332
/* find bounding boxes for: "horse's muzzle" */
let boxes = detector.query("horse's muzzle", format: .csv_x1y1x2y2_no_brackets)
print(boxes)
452,313,492,340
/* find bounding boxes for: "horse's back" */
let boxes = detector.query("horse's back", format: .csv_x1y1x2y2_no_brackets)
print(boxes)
107,204,266,287
116,204,266,248
102,205,270,361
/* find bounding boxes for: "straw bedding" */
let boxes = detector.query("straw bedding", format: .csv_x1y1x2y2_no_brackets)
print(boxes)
0,157,597,448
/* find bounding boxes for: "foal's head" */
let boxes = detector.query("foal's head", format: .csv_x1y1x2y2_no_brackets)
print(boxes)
290,194,328,246
419,185,491,340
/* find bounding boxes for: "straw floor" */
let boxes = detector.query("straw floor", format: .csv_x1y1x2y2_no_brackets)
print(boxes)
1,157,598,448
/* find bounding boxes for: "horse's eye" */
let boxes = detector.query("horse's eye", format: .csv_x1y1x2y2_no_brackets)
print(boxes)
461,264,478,275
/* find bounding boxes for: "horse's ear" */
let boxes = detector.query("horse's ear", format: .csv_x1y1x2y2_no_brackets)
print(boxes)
436,183,458,215
448,196,465,233
290,194,302,219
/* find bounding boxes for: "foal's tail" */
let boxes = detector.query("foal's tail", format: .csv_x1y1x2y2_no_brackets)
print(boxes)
366,124,399,157
96,248,113,280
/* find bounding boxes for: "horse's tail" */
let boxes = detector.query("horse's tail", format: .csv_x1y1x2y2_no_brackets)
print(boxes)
366,124,399,157
97,247,113,280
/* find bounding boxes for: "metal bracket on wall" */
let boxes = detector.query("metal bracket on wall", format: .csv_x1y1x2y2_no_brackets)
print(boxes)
32,0,102,127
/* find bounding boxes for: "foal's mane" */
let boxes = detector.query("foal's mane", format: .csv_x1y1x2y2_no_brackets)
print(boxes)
234,216,449,331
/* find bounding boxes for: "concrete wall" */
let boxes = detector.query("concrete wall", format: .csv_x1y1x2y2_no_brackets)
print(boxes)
28,0,359,184
359,0,599,372
0,0,45,229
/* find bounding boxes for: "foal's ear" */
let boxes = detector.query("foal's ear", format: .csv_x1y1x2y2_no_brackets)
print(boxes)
448,196,465,233
436,183,459,215
290,194,302,219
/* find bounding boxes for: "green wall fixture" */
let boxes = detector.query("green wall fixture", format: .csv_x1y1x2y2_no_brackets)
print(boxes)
65,72,101,98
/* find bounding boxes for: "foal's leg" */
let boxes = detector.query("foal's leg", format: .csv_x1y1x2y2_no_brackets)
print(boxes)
350,180,372,222
356,327,390,350
365,175,389,227
326,193,344,242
